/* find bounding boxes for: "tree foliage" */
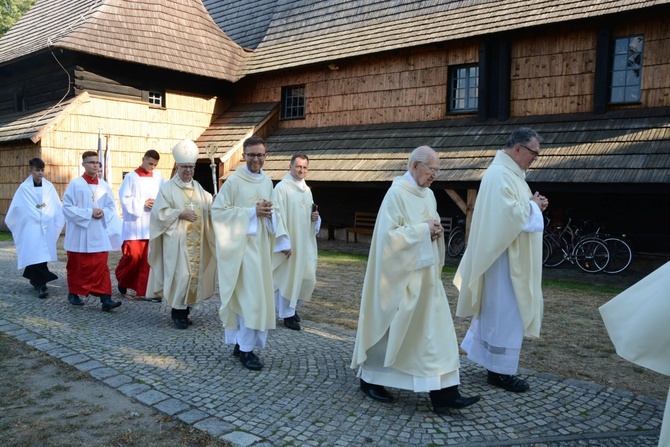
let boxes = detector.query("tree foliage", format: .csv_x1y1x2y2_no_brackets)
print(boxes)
1,0,36,37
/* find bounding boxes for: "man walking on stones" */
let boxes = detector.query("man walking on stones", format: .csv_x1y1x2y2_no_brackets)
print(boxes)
351,146,480,413
213,136,277,371
455,127,548,393
147,140,217,329
62,151,122,311
272,154,321,331
116,149,163,301
6,158,64,299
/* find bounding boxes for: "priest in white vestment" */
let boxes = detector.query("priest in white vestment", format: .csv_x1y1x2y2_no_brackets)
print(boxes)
212,136,277,371
146,140,216,329
600,262,670,447
6,158,64,299
116,149,164,300
351,146,480,413
62,151,122,311
272,154,321,331
454,127,548,392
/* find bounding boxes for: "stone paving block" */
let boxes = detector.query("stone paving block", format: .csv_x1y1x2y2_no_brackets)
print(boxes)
118,383,151,398
194,418,236,437
89,367,119,380
60,353,91,365
46,347,78,358
176,409,209,425
104,374,133,388
74,360,106,372
220,430,261,447
15,331,39,341
154,398,191,416
0,323,22,332
30,341,60,352
135,389,169,405
25,337,49,347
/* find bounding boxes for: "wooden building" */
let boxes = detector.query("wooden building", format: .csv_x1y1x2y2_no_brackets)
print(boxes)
1,0,669,254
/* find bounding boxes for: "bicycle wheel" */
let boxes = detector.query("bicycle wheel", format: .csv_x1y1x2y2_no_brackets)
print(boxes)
543,235,568,268
602,237,632,274
573,238,609,273
447,227,465,257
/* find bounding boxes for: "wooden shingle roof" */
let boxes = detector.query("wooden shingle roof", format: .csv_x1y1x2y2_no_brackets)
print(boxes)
223,0,670,75
225,108,670,185
0,93,89,143
0,0,248,82
194,102,279,161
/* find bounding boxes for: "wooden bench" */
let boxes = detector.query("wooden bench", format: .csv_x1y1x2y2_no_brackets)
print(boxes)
345,212,377,243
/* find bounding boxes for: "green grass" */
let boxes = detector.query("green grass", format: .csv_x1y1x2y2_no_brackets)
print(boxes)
318,248,624,295
0,231,13,242
542,278,625,294
318,250,367,262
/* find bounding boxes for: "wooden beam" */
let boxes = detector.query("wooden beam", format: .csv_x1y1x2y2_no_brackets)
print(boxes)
444,188,467,214
465,188,478,242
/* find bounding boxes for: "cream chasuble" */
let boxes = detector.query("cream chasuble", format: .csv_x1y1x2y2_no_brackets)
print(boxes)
271,172,319,307
454,150,544,338
351,174,460,387
212,168,277,331
600,262,670,447
147,177,216,308
6,176,64,269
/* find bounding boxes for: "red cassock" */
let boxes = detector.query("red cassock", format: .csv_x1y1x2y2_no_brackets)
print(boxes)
66,251,111,296
114,240,150,296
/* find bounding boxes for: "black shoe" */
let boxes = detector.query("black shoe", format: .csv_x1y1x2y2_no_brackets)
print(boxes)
117,285,128,295
283,316,301,331
293,311,301,322
147,297,162,303
432,394,481,412
68,293,84,306
173,318,188,329
233,344,241,357
37,285,48,299
487,371,530,392
101,296,122,311
360,379,394,403
239,351,263,371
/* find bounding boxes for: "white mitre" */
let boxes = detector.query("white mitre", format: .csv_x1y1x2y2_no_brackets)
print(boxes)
172,139,199,164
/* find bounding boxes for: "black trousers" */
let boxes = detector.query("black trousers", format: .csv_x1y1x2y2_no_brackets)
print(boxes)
22,262,58,288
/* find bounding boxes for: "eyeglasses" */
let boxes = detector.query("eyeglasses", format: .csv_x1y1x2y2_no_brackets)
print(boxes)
520,144,540,158
179,165,195,171
245,153,266,160
420,162,441,175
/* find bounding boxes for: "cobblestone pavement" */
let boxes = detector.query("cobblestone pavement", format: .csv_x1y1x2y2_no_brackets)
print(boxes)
0,241,664,447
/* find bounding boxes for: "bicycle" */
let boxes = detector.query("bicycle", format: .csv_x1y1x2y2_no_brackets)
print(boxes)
542,217,610,273
587,228,633,274
446,217,466,258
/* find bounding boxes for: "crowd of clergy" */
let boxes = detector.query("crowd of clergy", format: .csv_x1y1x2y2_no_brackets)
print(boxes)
5,131,668,441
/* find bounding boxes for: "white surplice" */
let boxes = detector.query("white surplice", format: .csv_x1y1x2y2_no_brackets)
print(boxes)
62,176,120,253
6,176,64,269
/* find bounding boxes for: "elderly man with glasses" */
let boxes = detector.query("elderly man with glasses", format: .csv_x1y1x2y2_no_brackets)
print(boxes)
146,140,217,329
352,146,480,414
213,136,278,371
455,127,548,393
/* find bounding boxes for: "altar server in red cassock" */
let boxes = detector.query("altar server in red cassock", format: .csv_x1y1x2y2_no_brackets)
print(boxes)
115,150,163,300
62,151,122,311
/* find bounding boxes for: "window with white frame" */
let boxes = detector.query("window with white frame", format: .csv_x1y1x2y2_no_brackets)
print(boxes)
281,85,305,119
448,65,479,112
610,35,643,103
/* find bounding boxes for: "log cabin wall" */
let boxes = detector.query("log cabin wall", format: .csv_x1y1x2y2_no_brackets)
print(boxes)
233,13,669,128
233,41,480,128
511,13,670,116
0,91,228,229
